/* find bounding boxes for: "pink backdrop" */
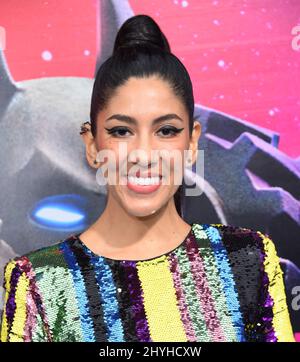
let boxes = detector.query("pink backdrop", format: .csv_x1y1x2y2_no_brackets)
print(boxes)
1,0,300,157
0,0,299,340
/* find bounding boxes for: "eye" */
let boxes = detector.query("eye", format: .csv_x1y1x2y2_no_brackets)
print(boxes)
104,126,184,138
104,127,133,137
157,126,184,137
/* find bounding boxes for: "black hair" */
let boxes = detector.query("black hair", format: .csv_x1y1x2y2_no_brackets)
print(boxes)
90,14,195,216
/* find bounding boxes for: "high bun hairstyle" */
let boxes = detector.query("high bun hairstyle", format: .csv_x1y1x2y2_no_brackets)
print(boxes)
90,14,195,217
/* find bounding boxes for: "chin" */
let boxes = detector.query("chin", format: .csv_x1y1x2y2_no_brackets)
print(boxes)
124,204,161,218
118,196,164,217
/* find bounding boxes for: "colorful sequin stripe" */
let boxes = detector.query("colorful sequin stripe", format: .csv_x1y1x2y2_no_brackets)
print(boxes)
106,259,142,342
17,256,52,342
64,238,151,342
253,229,277,341
136,255,188,342
173,243,210,341
65,238,151,342
1,260,18,341
192,224,235,340
257,230,295,342
83,249,125,342
27,243,83,342
212,224,269,341
0,257,51,342
185,228,226,341
60,240,98,342
121,261,152,342
6,261,30,342
68,239,111,342
168,251,198,342
198,224,245,341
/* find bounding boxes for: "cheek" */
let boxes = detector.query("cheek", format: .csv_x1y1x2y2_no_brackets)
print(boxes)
159,141,187,173
96,136,121,179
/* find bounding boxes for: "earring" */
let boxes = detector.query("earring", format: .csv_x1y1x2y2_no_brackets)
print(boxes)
93,159,98,165
186,157,192,165
80,121,91,135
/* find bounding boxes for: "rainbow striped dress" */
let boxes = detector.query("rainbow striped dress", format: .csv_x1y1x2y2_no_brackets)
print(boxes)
0,223,295,342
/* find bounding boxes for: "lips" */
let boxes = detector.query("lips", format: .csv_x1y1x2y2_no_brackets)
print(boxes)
126,174,162,194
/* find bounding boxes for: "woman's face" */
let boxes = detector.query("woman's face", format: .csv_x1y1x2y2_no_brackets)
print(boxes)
84,76,201,217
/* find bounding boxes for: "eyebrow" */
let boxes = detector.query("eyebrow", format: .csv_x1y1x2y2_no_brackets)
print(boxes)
105,113,184,125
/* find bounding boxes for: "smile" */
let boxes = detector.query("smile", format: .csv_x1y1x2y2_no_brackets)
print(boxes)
126,175,163,194
127,175,161,185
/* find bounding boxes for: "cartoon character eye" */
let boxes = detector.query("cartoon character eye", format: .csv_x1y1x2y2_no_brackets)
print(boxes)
29,194,88,231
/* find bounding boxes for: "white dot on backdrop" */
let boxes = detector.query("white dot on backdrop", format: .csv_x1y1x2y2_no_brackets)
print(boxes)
41,50,52,61
240,10,245,15
84,49,90,56
181,0,188,7
213,19,220,26
269,109,275,116
218,59,225,67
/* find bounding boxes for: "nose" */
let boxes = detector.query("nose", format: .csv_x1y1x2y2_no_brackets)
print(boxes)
128,133,159,170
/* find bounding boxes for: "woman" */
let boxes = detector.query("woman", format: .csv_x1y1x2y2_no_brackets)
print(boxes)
0,14,295,342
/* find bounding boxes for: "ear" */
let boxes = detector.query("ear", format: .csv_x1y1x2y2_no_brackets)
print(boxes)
80,125,100,169
188,119,202,165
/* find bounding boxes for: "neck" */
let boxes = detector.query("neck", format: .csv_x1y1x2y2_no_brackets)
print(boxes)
87,191,190,250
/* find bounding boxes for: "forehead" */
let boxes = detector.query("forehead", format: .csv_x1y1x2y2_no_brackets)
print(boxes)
104,76,186,115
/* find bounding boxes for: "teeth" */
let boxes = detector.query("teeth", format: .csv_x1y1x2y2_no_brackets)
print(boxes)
128,176,161,185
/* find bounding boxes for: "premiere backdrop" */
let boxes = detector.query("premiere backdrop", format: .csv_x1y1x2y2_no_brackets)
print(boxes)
0,0,299,338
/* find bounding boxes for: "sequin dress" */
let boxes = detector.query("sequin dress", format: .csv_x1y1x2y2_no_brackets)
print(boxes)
0,223,295,342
